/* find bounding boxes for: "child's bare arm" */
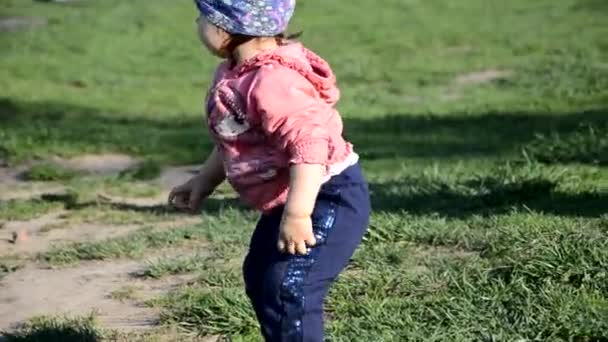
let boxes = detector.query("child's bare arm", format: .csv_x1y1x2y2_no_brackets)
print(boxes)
198,147,226,190
284,164,324,217
168,147,225,213
278,164,324,255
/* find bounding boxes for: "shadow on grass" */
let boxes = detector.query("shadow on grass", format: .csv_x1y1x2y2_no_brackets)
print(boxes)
39,193,247,215
2,97,607,165
0,98,213,165
370,176,608,218
2,98,607,218
28,179,608,219
2,330,100,342
345,108,608,163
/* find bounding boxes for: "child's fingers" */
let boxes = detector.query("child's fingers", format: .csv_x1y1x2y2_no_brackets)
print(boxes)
168,186,185,206
167,188,178,205
173,194,190,211
305,234,316,247
287,241,296,255
295,241,308,255
188,186,203,213
277,239,286,252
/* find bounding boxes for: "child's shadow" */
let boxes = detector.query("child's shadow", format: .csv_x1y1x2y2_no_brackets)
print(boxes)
40,193,248,216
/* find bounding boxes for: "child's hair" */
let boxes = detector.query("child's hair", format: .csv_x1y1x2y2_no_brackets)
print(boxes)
224,32,303,56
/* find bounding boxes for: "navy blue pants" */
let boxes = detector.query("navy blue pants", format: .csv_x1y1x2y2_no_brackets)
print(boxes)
243,164,370,342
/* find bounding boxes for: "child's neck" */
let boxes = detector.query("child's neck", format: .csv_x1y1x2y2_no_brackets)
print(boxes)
232,37,280,65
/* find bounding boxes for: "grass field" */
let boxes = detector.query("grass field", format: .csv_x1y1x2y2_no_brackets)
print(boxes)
1,0,607,341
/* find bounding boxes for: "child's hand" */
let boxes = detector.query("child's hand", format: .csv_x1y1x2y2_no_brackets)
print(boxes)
278,213,317,255
168,175,212,214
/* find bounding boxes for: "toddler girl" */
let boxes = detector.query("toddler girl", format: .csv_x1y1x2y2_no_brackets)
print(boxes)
169,1,371,340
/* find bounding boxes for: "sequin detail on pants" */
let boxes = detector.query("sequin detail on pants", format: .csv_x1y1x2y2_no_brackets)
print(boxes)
279,201,337,339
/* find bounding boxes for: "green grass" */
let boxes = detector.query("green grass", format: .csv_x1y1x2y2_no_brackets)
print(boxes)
368,162,608,218
57,205,170,226
40,207,253,265
158,286,257,338
0,198,62,221
1,0,607,340
24,163,78,181
1,0,607,165
145,212,608,341
100,181,161,199
40,224,206,265
525,123,608,166
118,159,163,181
154,267,256,337
141,253,210,279
1,314,102,342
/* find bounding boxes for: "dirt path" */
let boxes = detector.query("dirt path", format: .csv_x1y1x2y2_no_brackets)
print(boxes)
0,157,211,334
0,17,47,32
0,259,196,332
453,69,512,85
1,213,201,258
1,221,141,257
52,154,141,175
0,157,205,258
440,68,513,102
0,213,203,334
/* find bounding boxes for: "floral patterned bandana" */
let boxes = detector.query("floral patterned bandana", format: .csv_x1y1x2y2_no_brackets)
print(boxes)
195,0,296,37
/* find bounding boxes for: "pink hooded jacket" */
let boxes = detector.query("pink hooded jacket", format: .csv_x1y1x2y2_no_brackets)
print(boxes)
206,43,356,212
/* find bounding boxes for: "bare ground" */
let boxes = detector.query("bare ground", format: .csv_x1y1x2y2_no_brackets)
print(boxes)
0,205,201,258
453,69,513,85
0,259,197,332
0,213,202,333
0,17,47,32
0,157,209,335
440,69,514,102
51,154,141,175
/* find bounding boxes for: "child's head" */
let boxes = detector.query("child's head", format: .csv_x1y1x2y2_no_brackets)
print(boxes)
194,0,295,58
